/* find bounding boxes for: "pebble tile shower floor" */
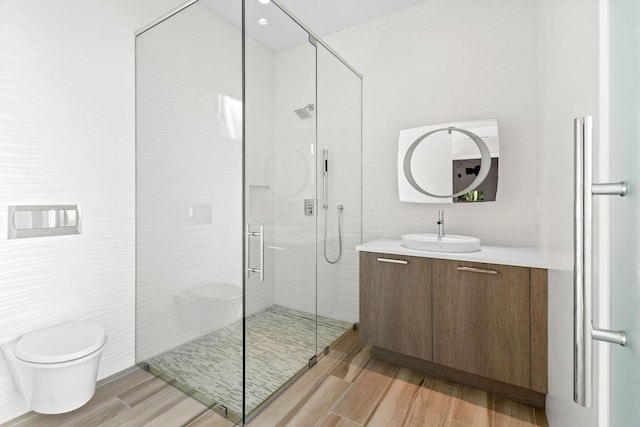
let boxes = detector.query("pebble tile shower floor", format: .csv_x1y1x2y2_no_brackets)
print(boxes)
145,304,352,417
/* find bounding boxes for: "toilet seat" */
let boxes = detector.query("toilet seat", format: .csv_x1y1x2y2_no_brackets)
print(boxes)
16,321,106,364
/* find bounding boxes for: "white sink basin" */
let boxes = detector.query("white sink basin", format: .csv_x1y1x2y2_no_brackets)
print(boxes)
401,233,481,253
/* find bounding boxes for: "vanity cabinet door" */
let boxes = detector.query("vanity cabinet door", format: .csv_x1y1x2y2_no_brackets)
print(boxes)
360,252,432,361
432,259,531,388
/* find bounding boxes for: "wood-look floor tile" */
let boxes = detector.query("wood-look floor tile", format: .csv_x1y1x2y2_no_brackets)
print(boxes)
96,367,157,398
318,412,361,427
86,368,156,413
329,343,372,383
58,397,129,427
187,411,236,427
332,359,397,424
140,394,210,426
493,396,536,427
450,385,494,427
404,377,459,427
332,329,360,354
275,375,351,427
366,367,426,427
533,408,549,427
3,367,154,427
99,384,188,427
248,350,344,426
2,356,550,427
3,408,74,427
116,376,171,408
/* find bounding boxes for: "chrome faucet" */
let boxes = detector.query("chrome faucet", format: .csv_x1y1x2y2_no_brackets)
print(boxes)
437,210,445,240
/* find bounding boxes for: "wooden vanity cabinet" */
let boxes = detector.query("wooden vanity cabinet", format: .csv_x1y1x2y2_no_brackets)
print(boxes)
359,251,432,361
432,259,531,388
359,251,548,407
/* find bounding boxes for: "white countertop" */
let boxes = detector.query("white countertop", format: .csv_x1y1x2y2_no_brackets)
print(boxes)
356,239,548,269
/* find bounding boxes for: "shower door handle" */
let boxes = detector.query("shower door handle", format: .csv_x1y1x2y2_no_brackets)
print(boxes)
322,149,328,210
573,116,628,408
258,225,264,281
246,225,264,282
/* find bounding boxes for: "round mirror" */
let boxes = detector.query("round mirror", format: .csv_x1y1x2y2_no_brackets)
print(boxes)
403,126,491,198
397,119,499,203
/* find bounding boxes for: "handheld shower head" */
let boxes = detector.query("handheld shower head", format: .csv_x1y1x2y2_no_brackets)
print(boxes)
294,103,314,119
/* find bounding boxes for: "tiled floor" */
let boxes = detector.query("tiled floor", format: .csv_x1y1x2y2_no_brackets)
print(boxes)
249,332,549,427
4,330,548,427
145,305,352,417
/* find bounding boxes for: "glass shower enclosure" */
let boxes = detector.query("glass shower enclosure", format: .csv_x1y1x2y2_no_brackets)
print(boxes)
135,0,361,424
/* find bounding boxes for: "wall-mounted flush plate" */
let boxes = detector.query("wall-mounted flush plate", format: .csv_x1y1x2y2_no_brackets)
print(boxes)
8,205,81,239
304,199,316,216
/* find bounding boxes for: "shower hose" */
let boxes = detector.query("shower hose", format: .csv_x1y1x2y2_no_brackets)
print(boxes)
323,204,343,264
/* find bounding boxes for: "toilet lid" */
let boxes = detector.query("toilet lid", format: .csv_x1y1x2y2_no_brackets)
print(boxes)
16,321,106,364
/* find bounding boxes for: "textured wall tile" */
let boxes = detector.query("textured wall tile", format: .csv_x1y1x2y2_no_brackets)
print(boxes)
327,0,539,247
0,0,134,421
136,5,248,361
272,42,318,315
316,45,362,324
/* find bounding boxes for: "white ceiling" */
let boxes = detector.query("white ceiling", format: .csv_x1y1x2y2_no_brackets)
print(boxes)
103,0,426,51
198,0,427,52
276,0,426,39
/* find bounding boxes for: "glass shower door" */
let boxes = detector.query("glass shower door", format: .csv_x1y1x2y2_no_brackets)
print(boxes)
243,0,318,419
609,0,640,424
136,0,244,423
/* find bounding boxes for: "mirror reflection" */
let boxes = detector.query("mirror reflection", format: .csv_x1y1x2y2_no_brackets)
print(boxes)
397,119,499,203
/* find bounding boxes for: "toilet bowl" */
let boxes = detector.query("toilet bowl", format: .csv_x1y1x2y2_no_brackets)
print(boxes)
176,282,242,335
1,321,106,414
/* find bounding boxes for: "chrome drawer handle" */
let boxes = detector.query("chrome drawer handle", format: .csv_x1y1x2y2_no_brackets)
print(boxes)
456,266,498,275
376,257,408,265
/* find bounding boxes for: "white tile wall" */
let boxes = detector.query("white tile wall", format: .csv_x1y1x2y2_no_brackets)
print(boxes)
325,0,539,247
269,41,362,326
245,36,278,317
316,45,362,325
271,41,318,315
0,0,134,422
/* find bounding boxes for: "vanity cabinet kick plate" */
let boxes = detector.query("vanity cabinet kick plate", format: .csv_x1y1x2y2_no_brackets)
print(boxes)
8,205,81,239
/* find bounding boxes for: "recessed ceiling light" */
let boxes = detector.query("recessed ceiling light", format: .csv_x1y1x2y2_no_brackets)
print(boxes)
258,18,269,26
258,0,270,4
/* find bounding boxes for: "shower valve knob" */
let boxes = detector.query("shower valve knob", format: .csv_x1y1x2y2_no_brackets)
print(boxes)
304,199,316,216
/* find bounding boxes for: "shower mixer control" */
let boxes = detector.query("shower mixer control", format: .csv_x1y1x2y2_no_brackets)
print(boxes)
304,199,316,216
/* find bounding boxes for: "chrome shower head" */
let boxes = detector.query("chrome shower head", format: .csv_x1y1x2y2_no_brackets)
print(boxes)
294,103,314,119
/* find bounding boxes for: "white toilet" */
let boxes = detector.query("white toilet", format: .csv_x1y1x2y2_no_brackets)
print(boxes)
175,282,242,335
1,321,107,414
